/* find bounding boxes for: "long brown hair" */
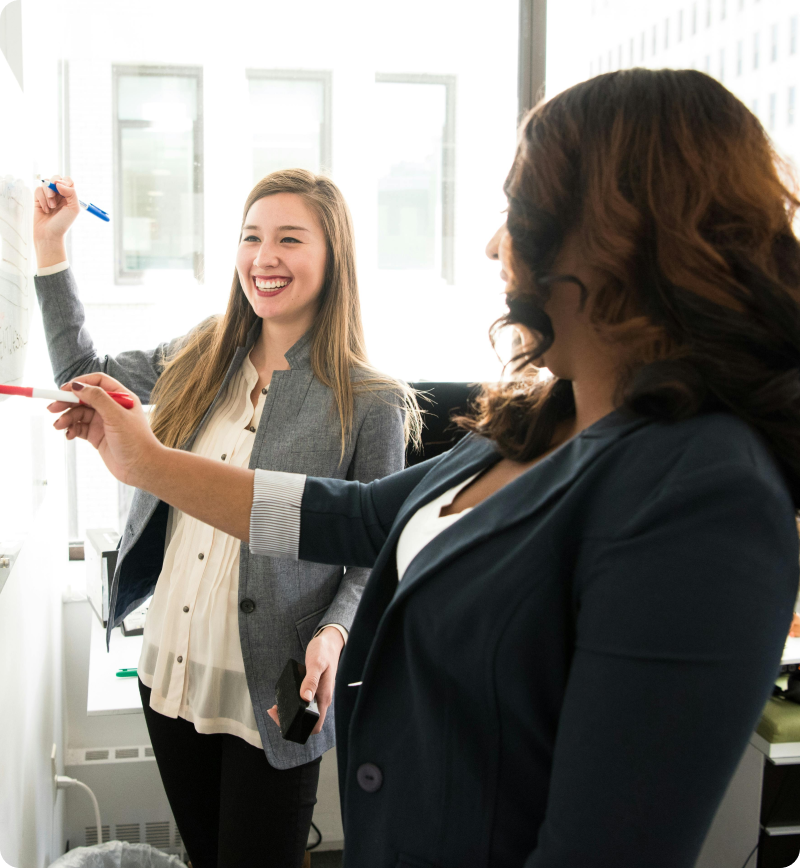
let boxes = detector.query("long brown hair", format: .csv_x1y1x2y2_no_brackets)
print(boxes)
150,169,420,453
461,69,800,503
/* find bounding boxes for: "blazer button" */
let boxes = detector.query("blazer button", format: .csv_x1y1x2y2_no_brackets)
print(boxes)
356,763,383,793
198,553,204,560
240,598,256,614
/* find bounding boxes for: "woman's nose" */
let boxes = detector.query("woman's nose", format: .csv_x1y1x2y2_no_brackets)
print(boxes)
254,244,280,269
486,224,506,260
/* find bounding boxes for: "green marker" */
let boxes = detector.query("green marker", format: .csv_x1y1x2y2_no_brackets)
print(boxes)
116,668,138,678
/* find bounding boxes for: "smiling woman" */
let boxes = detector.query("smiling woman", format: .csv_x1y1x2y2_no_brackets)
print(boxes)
32,168,420,868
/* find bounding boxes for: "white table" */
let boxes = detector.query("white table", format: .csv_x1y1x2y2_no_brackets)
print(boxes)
87,610,143,716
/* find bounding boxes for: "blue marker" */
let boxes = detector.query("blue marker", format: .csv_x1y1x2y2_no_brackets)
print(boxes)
43,179,110,222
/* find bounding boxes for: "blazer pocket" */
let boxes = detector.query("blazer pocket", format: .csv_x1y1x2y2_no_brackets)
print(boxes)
295,605,330,651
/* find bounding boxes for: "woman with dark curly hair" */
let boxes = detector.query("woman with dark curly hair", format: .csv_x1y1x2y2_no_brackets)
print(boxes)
51,69,800,867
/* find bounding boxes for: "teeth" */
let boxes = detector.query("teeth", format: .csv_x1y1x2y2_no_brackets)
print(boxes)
255,278,289,290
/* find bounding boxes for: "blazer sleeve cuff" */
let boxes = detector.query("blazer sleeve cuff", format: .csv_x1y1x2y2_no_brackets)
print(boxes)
36,260,69,277
249,468,307,558
314,623,349,645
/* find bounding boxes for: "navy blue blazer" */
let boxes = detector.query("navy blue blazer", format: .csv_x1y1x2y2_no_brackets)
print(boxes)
298,410,798,868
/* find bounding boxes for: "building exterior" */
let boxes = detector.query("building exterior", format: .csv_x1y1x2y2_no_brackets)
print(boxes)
548,0,799,174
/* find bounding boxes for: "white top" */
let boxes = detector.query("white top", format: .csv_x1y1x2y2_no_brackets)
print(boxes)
139,353,268,748
395,473,478,581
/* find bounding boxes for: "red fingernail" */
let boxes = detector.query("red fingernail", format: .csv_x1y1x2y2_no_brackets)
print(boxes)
71,381,84,391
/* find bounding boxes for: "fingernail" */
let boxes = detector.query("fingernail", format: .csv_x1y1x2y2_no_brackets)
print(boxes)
71,381,84,391
304,690,313,701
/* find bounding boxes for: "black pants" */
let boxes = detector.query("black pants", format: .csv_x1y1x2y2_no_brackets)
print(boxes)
139,679,320,868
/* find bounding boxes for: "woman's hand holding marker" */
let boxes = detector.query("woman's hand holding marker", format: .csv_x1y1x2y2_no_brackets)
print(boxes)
33,175,81,269
49,374,164,488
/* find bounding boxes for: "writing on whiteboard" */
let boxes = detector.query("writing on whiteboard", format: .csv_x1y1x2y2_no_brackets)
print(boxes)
0,174,30,391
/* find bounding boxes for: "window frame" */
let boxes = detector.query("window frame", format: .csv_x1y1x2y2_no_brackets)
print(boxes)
245,68,333,177
375,72,457,285
112,64,205,286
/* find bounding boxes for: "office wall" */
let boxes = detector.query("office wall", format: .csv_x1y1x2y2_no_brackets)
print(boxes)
0,412,67,868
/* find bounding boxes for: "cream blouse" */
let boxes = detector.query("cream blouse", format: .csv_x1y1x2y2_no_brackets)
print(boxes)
138,353,267,748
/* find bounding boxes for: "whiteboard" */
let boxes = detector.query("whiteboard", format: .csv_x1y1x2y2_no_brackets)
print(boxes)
0,174,30,390
0,2,31,396
0,15,42,591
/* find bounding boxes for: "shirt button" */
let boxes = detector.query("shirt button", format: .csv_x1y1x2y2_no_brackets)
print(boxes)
262,387,267,395
249,426,256,433
198,553,204,560
356,763,383,792
183,606,189,613
221,453,227,460
240,598,256,614
177,656,183,664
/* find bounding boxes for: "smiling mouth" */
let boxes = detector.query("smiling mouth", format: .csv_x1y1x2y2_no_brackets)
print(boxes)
253,276,292,296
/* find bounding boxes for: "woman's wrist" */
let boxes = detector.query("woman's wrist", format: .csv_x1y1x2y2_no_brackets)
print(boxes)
129,439,173,492
318,625,346,654
34,239,68,270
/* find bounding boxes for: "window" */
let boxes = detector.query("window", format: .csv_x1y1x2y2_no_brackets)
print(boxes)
754,32,760,69
769,92,776,129
678,9,684,41
629,37,634,65
792,17,798,55
721,0,726,19
375,75,455,283
30,0,521,545
737,39,743,75
771,24,778,62
113,66,203,283
246,71,331,184
652,24,657,55
719,48,725,82
618,43,623,68
664,18,670,49
704,54,711,73
640,31,646,60
752,97,759,117
692,2,698,35
789,86,796,125
706,0,711,27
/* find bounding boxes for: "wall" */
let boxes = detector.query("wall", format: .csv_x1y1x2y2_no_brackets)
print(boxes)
0,408,67,868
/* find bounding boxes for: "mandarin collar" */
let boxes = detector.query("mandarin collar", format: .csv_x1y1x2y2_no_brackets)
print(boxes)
242,319,313,371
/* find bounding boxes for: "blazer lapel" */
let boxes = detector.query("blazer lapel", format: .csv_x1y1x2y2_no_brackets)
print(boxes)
390,412,648,606
337,436,500,682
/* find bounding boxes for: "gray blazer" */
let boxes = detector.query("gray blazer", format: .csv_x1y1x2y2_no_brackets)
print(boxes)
35,268,406,768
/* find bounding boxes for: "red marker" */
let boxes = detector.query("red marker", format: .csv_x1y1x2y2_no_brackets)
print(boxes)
0,384,135,409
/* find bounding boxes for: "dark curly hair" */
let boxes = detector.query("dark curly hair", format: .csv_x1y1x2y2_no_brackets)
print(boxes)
459,68,800,506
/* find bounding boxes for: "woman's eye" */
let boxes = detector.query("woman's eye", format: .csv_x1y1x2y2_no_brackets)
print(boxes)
281,237,300,244
243,235,259,243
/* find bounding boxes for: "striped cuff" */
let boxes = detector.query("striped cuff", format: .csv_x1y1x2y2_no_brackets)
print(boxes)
249,469,307,558
36,260,69,277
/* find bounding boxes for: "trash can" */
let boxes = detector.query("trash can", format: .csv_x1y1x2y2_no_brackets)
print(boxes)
49,841,185,868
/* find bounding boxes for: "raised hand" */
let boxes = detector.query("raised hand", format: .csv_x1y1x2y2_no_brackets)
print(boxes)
33,175,81,269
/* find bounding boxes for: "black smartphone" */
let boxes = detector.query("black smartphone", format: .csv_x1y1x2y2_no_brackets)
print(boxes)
275,659,320,744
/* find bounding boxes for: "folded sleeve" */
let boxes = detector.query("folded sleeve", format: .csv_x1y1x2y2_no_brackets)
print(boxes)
249,469,307,558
